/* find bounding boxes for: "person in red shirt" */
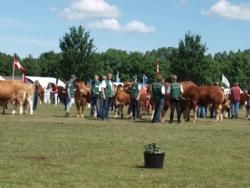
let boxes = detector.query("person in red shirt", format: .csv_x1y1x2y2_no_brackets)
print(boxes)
230,82,241,119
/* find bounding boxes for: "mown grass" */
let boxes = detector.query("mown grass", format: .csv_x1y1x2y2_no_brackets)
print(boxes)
0,105,250,188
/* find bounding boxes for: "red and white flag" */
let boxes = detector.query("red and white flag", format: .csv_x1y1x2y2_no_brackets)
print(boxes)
13,57,26,73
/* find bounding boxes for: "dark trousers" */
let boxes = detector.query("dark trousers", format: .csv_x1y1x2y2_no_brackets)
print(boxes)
170,99,181,123
131,99,140,119
33,92,39,111
153,98,164,122
101,97,113,119
90,95,101,118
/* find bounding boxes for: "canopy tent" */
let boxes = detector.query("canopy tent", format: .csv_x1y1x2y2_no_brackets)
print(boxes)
26,76,65,88
0,76,5,80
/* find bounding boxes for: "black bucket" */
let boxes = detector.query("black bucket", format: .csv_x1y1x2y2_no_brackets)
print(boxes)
144,152,165,169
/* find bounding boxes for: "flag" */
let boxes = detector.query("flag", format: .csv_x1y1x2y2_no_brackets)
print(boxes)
222,74,230,88
116,71,120,83
143,74,148,85
13,57,26,73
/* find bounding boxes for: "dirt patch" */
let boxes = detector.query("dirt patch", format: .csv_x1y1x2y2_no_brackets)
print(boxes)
20,156,47,161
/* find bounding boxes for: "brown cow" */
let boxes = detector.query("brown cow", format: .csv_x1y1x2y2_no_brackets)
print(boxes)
74,81,91,117
180,82,224,122
114,84,131,119
198,86,224,122
180,81,199,122
0,80,27,115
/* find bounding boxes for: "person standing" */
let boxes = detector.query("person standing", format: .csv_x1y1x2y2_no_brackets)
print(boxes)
130,77,141,120
151,76,165,123
230,82,241,119
66,74,77,117
101,73,115,120
247,82,250,120
33,80,40,111
90,75,101,118
53,83,59,106
168,75,183,124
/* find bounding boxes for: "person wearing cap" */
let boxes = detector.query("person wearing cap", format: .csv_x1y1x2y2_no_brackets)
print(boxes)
130,76,141,120
101,73,115,120
151,75,165,123
66,74,77,117
90,75,101,118
167,74,183,124
230,82,241,119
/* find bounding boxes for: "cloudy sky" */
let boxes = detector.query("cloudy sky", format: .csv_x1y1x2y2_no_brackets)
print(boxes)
0,0,250,57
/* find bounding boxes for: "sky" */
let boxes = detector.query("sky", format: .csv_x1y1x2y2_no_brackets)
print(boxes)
0,0,250,57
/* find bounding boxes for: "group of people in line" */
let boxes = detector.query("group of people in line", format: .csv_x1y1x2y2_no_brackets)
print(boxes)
32,72,250,123
64,73,187,124
64,72,250,123
65,73,115,119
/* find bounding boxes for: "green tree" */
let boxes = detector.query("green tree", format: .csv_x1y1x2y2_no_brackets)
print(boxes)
59,26,95,81
171,31,219,84
38,51,62,78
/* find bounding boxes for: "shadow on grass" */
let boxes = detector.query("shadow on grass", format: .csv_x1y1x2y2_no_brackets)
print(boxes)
135,165,145,169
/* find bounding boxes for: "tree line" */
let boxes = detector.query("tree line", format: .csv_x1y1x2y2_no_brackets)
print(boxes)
0,26,249,88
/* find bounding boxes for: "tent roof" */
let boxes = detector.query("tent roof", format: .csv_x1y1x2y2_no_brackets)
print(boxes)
0,76,5,80
26,76,65,88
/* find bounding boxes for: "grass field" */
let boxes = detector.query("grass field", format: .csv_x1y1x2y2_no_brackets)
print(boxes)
0,105,250,188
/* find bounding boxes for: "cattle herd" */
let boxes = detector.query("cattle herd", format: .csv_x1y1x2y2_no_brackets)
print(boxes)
0,79,249,123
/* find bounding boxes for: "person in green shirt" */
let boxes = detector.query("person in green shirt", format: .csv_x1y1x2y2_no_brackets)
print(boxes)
151,75,165,123
130,77,141,120
101,73,115,120
167,74,183,124
66,74,77,117
90,75,101,118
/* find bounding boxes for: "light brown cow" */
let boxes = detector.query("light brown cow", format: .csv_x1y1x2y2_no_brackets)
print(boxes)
114,84,131,119
74,81,91,117
0,80,27,115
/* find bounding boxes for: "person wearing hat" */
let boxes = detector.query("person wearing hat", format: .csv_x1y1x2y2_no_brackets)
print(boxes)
66,74,77,117
130,76,141,120
151,75,165,123
90,75,101,118
167,74,183,124
230,82,241,119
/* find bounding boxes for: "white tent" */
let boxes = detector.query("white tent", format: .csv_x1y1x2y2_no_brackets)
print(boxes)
0,76,5,80
26,76,65,88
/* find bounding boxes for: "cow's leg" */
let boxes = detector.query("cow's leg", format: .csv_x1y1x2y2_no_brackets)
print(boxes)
215,104,223,122
2,103,7,114
121,105,124,119
193,105,198,123
12,100,17,115
81,104,86,118
115,103,119,118
19,102,24,115
161,109,167,123
27,95,34,115
76,104,80,117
